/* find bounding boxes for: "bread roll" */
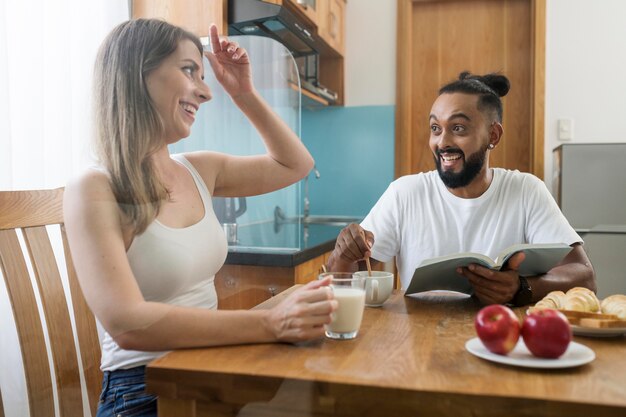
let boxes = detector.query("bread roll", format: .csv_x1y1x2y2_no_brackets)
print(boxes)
600,294,626,320
534,290,566,309
562,287,600,312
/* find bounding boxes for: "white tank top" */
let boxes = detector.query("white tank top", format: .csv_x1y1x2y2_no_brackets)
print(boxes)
100,154,228,371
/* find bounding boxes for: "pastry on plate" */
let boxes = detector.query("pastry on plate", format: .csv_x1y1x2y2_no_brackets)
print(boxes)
600,294,626,320
562,287,600,313
533,290,566,310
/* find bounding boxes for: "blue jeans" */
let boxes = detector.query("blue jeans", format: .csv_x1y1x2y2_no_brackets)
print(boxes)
96,366,157,417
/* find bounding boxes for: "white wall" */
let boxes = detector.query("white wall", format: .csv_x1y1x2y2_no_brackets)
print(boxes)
0,3,129,416
344,0,626,190
344,0,396,106
545,0,626,189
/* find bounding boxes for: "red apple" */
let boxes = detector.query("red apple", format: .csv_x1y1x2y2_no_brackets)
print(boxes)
475,305,521,355
522,309,572,359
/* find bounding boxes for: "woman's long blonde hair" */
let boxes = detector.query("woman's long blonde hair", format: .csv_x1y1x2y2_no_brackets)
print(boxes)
92,18,203,234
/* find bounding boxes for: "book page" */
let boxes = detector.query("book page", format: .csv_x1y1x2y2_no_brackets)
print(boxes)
419,252,495,268
496,243,572,275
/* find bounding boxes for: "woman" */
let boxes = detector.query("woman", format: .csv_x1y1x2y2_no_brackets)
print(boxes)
64,19,336,417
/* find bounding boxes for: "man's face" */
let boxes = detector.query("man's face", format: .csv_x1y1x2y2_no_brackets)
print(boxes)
428,93,493,189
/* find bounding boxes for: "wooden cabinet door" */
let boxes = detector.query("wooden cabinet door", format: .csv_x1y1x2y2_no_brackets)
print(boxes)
317,0,345,55
294,252,329,284
131,0,226,36
327,0,345,55
395,0,545,179
284,0,319,27
215,251,332,309
215,264,293,310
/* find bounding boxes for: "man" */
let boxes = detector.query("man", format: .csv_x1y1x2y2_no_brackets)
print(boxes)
327,72,596,306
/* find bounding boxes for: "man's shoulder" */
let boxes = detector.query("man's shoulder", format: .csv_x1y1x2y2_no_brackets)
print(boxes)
495,168,544,188
392,170,439,191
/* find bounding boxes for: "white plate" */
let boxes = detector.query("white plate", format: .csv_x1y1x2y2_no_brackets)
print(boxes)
465,337,595,369
525,309,626,338
571,324,626,337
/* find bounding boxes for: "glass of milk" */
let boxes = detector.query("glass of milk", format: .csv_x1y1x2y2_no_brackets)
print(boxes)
320,272,366,340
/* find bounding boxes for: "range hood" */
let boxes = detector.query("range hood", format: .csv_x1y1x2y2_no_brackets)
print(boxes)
228,0,323,58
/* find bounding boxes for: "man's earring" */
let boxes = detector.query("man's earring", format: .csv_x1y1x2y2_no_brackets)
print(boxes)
488,143,495,150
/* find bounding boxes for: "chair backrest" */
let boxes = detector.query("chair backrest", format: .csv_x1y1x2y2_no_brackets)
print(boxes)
0,189,102,417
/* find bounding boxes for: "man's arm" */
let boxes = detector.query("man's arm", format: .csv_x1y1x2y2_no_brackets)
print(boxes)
526,243,596,302
460,243,595,305
464,173,596,306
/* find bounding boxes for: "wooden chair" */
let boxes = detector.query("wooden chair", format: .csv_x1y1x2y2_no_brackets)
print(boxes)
0,188,102,417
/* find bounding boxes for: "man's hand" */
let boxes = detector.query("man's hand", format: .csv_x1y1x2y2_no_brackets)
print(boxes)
327,224,374,272
460,252,526,305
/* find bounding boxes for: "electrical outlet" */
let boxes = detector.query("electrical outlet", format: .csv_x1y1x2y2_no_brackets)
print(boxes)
558,119,573,141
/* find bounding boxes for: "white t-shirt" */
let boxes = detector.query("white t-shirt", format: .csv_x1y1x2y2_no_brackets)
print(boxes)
361,168,582,290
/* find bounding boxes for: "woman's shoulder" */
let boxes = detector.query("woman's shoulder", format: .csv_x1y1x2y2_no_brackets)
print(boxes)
178,151,225,192
63,167,130,242
180,150,223,165
65,167,114,199
64,167,120,222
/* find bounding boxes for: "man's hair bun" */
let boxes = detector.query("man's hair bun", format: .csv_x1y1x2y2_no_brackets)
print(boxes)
458,72,510,97
439,71,511,122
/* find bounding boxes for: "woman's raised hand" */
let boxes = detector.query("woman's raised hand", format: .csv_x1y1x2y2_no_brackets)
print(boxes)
266,277,338,343
205,24,253,98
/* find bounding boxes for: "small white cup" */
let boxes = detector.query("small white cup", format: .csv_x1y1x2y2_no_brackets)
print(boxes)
355,271,394,307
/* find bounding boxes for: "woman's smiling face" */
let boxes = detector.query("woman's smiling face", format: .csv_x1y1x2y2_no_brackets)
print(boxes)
145,39,212,143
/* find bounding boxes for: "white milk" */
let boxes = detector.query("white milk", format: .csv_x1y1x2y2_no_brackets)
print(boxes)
327,288,366,333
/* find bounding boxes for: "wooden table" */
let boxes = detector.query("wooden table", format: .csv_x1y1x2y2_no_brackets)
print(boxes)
146,288,626,417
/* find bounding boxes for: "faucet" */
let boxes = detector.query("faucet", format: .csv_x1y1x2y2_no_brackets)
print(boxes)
303,165,321,219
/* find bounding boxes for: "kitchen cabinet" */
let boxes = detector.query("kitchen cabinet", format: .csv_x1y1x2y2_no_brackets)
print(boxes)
132,0,347,106
131,0,227,36
283,0,319,28
317,0,345,56
216,250,393,310
304,0,347,106
279,0,346,56
260,0,345,55
215,251,331,310
294,251,331,283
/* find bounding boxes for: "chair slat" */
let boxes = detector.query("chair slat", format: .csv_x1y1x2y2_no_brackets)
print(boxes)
2,189,104,417
0,188,63,229
23,226,83,417
0,229,55,417
62,225,103,415
1,385,5,417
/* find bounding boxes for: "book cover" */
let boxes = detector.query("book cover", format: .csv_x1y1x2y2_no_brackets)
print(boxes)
405,243,573,295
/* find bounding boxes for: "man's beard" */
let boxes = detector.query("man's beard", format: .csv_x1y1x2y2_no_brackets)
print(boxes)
434,144,488,189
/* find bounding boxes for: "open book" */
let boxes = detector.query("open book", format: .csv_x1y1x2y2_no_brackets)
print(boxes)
405,243,573,295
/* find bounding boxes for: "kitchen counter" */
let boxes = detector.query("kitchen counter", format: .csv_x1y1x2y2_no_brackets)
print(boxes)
216,217,362,309
224,221,351,267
